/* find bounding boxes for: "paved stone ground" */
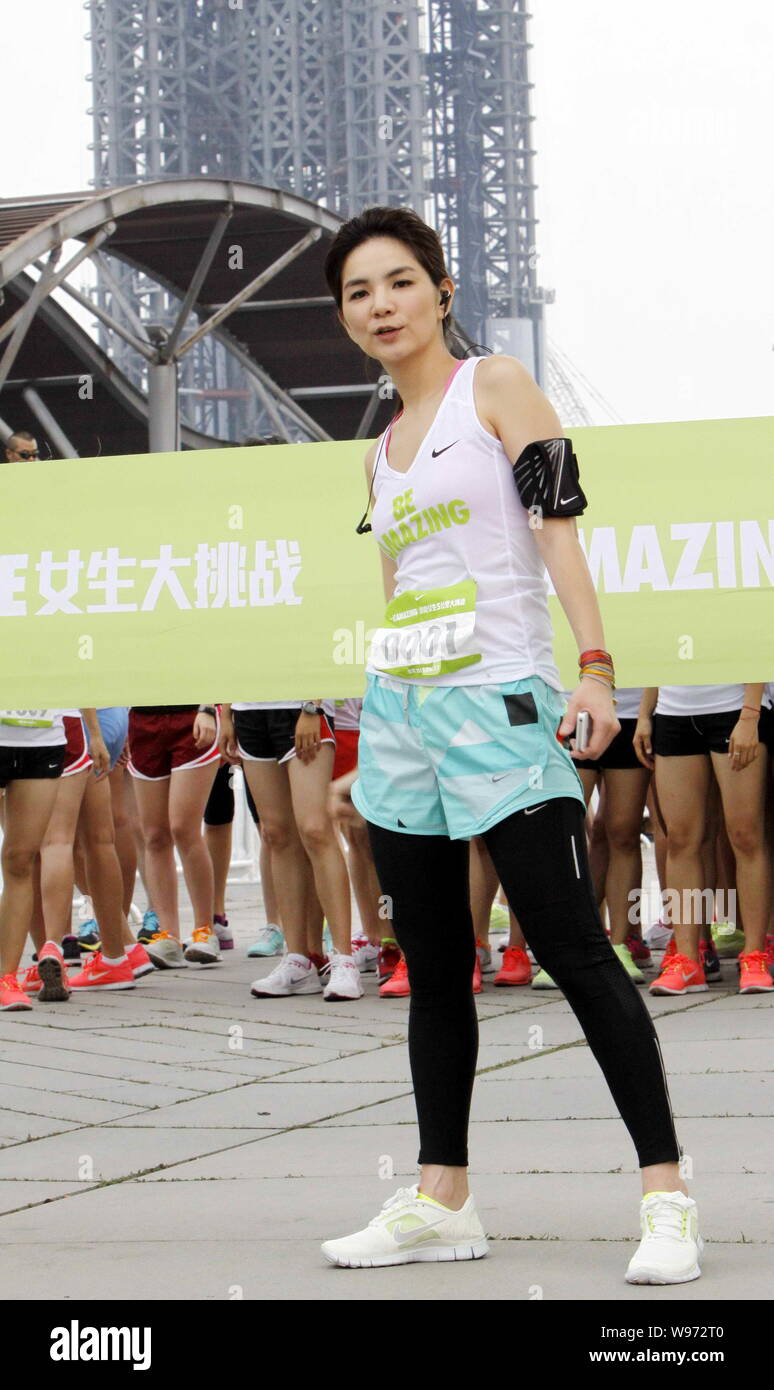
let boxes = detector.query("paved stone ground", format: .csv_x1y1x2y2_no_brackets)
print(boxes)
0,880,771,1302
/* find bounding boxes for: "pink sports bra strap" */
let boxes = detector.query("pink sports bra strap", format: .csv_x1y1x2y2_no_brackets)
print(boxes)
383,358,466,461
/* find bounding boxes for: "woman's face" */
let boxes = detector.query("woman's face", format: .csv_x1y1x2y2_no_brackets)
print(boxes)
337,235,452,363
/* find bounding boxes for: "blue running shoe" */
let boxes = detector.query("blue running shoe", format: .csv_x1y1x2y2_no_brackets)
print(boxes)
77,918,101,953
137,910,160,945
247,925,285,958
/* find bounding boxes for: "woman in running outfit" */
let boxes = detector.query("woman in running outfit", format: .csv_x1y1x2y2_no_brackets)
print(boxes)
219,698,363,1002
0,709,66,1010
128,704,221,967
319,206,701,1283
635,683,772,995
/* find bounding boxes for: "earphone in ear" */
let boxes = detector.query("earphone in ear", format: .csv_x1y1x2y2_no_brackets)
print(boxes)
439,290,451,311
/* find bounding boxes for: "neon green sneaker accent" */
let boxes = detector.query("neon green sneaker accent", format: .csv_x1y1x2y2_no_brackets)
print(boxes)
711,923,745,957
531,967,558,990
488,903,510,932
613,942,645,984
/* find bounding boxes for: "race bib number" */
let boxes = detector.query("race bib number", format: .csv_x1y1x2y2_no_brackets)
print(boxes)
369,580,482,679
0,709,55,728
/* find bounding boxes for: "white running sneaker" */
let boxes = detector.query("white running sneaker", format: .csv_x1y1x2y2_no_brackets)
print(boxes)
625,1191,703,1284
324,956,365,1001
144,933,188,969
644,920,673,951
250,955,323,997
351,936,379,973
184,925,221,964
321,1185,489,1268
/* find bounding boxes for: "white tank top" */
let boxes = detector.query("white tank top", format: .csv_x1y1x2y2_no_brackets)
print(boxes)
0,710,66,747
655,685,770,717
366,357,561,689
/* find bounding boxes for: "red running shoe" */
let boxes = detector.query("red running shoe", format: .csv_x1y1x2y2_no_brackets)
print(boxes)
38,941,70,1002
626,933,652,965
649,952,707,996
67,951,135,991
738,951,774,994
378,939,402,983
494,947,532,986
379,954,410,997
472,956,483,994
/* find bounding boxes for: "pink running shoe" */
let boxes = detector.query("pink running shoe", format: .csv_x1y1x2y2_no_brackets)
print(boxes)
0,974,33,1011
67,951,135,991
38,941,70,1002
127,942,155,978
738,951,774,994
379,955,410,997
494,947,532,986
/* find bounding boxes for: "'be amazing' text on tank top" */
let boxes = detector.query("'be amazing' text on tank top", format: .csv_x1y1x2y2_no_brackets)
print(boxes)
366,356,562,689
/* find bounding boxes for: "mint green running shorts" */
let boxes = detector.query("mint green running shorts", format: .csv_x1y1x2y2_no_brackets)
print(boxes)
351,673,585,840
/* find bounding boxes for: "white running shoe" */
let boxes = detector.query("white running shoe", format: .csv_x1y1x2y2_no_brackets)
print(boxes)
250,955,322,997
144,933,188,969
324,956,365,1001
321,1185,489,1268
625,1191,703,1284
351,936,379,973
184,925,221,964
644,920,673,951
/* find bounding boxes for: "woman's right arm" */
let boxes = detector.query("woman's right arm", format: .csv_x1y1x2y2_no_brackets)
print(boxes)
633,687,659,769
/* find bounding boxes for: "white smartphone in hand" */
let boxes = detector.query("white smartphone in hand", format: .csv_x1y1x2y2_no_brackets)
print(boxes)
574,709,591,753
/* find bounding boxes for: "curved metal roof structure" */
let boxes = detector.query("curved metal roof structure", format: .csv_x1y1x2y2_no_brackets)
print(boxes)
0,178,395,451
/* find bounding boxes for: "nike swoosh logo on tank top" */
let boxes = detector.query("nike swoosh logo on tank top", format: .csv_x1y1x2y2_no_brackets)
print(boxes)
431,441,458,457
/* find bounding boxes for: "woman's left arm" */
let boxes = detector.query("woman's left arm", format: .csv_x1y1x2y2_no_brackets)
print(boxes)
476,356,619,759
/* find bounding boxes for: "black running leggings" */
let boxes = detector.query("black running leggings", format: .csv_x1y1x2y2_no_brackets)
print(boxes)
367,797,681,1169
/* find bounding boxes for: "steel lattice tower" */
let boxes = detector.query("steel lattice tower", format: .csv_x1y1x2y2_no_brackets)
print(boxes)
86,0,557,436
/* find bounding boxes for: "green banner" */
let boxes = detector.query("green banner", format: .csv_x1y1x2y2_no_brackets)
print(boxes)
1,415,772,706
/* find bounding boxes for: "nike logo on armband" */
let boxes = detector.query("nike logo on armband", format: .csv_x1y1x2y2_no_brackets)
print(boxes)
559,495,578,506
431,441,459,458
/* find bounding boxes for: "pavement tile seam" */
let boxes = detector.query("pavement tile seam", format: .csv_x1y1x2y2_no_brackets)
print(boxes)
1,1041,329,1077
0,1061,213,1095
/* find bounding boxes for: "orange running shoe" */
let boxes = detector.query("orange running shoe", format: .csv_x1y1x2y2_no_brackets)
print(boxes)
38,941,70,1002
379,954,410,997
494,946,532,986
661,937,677,961
472,956,483,994
738,951,774,994
67,951,135,991
0,973,33,1011
649,952,707,996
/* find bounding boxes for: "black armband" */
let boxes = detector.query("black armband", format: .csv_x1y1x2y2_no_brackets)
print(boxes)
512,437,587,518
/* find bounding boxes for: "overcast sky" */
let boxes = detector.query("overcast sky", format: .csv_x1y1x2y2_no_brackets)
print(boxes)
2,0,772,425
